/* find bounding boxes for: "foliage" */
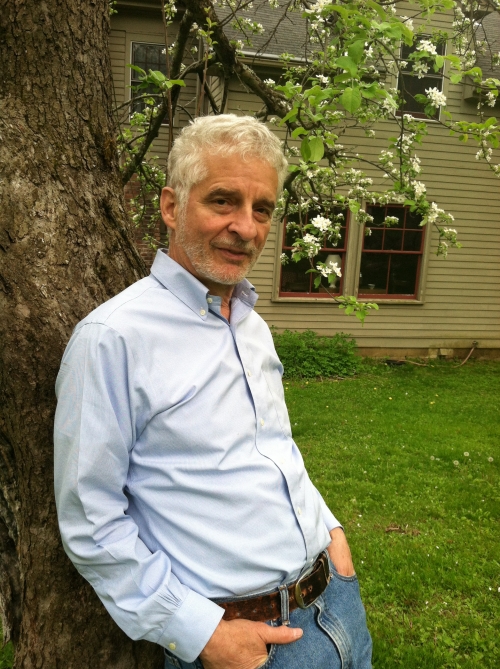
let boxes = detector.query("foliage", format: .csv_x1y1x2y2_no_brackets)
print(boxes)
272,328,360,378
116,0,500,317
286,360,500,667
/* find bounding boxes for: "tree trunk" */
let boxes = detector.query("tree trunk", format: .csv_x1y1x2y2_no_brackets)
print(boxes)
0,1,162,666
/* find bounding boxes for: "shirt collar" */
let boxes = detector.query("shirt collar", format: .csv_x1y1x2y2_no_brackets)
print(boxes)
150,250,258,319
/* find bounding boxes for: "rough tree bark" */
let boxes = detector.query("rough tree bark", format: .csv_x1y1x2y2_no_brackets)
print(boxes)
0,1,163,666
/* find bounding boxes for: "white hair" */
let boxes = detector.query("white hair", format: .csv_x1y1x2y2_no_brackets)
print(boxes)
167,114,289,210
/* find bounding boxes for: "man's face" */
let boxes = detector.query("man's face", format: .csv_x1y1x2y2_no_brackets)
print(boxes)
162,153,278,293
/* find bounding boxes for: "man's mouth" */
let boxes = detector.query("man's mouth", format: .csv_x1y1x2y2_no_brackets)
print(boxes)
214,246,253,261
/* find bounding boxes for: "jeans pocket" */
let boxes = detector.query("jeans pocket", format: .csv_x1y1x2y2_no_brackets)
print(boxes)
256,643,277,669
327,553,358,582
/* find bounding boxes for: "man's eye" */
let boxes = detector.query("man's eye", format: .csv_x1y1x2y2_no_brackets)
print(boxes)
255,208,272,218
214,199,229,206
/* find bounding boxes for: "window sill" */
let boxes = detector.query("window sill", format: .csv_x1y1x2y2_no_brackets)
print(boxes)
271,296,424,305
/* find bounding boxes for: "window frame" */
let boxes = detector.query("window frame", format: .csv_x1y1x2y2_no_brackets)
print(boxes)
273,210,352,301
130,39,172,125
272,203,432,305
396,35,446,122
352,203,432,304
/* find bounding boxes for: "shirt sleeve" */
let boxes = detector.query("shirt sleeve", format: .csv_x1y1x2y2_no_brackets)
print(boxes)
54,322,223,662
310,484,342,533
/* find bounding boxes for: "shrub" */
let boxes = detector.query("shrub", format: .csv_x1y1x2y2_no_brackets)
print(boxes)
272,329,359,379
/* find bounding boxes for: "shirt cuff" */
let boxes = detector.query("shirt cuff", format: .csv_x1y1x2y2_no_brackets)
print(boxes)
157,589,225,663
321,503,342,533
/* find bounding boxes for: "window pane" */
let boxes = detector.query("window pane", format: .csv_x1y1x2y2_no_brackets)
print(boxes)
369,206,386,227
385,206,405,226
284,223,299,247
364,228,383,250
131,43,169,119
324,225,346,250
388,254,419,295
359,254,389,293
399,73,441,118
280,256,311,293
406,209,423,229
133,43,167,74
403,230,423,251
384,229,403,251
315,251,342,294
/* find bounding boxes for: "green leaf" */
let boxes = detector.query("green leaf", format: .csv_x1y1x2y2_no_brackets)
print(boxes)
164,79,185,89
336,56,358,77
345,305,355,315
435,55,444,70
279,108,299,126
288,164,300,172
291,127,308,139
128,64,147,76
340,87,362,113
365,0,387,20
308,136,325,162
450,73,463,84
300,137,311,162
348,40,365,65
348,200,360,214
313,275,322,289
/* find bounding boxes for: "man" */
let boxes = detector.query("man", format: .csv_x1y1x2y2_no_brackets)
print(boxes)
54,114,372,669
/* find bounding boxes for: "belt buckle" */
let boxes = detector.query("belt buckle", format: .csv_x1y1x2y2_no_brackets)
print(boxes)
294,552,330,609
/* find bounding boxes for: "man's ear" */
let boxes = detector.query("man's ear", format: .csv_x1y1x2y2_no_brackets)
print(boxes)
160,187,178,231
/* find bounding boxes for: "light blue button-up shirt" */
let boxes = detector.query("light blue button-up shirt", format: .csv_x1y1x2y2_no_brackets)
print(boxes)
54,250,340,662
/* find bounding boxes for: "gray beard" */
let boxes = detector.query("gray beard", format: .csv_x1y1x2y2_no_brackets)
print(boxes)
174,218,261,286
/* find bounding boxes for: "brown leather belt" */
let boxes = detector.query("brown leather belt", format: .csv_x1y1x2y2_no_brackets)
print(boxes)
214,552,331,622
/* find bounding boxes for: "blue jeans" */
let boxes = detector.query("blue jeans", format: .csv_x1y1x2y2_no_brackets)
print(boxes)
164,556,372,669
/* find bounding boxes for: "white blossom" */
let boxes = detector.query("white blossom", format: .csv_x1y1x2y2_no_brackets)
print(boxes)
413,181,426,198
418,40,438,56
316,260,342,278
425,87,447,107
412,62,429,79
311,215,332,233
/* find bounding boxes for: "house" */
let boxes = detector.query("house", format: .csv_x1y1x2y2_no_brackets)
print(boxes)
111,1,500,358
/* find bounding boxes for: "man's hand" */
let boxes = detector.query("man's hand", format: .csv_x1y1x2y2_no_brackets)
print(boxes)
199,618,302,669
327,527,356,577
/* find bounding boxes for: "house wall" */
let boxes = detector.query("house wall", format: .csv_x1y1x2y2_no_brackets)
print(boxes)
223,66,500,356
111,5,500,357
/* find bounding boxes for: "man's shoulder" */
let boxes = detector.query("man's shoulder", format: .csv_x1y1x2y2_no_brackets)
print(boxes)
76,275,166,332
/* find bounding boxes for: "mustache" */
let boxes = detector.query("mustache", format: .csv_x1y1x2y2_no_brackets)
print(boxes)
211,236,259,256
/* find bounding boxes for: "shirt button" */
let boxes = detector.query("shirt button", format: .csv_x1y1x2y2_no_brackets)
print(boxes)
207,297,213,304
260,418,265,427
246,370,252,377
168,642,176,651
200,308,206,316
297,507,302,515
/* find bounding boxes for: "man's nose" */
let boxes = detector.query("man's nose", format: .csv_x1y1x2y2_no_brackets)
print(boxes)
227,206,258,241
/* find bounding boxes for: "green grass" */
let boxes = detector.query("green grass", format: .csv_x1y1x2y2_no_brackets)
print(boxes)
286,359,499,668
1,360,498,667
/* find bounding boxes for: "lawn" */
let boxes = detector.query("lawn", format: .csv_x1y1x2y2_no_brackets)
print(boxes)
287,359,499,668
1,360,498,667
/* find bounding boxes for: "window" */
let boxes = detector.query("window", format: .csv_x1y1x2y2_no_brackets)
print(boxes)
279,210,349,297
131,42,169,120
358,205,425,299
398,37,445,119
